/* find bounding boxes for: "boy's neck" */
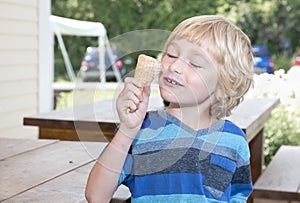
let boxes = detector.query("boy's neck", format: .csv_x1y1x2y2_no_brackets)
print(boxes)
166,104,218,130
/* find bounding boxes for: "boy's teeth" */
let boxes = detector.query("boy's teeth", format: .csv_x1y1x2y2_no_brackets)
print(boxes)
167,79,176,84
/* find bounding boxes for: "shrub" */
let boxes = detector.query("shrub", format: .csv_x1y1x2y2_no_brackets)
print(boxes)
273,54,292,72
264,103,300,164
246,68,300,165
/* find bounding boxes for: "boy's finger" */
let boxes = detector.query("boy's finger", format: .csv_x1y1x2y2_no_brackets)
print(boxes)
127,91,141,106
124,77,143,88
142,83,151,97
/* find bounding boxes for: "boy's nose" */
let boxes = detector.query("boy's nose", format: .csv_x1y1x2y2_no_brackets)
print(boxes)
169,58,186,74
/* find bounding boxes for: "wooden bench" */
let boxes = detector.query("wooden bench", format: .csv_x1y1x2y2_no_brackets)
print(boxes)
252,145,300,202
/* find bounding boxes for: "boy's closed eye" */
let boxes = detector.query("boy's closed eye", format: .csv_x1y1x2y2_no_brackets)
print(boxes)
167,52,204,68
191,54,214,69
190,62,203,68
166,43,179,59
166,53,178,58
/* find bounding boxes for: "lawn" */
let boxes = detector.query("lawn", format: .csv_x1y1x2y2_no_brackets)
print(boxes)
55,83,160,109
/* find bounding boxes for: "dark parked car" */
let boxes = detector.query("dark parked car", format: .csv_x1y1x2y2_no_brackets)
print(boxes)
252,45,274,74
79,47,126,82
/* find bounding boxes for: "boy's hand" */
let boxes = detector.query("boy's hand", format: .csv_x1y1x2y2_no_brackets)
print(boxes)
116,77,151,138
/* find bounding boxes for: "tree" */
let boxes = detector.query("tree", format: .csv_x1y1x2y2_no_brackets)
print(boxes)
52,0,219,80
52,0,300,80
217,0,300,55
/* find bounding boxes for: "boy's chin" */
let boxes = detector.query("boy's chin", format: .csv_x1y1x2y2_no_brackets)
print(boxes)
159,89,177,104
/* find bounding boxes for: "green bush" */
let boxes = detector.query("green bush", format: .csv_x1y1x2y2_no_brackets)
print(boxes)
264,103,300,165
247,69,300,166
273,54,292,72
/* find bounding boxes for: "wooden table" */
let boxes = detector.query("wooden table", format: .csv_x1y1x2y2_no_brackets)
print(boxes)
23,97,280,183
0,138,130,203
24,96,164,142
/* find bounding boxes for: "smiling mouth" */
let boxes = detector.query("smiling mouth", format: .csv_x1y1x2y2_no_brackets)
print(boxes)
164,77,183,86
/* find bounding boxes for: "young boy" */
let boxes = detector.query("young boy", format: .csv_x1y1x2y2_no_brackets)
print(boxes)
86,15,254,202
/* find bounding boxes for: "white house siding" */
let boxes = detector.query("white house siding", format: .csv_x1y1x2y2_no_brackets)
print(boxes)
0,0,39,139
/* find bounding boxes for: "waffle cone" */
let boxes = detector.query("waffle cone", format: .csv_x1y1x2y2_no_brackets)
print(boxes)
134,54,161,84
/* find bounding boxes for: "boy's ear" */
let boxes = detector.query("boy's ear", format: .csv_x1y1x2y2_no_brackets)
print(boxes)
214,83,225,99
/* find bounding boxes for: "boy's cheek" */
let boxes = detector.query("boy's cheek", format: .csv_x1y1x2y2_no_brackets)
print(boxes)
157,70,163,85
161,55,172,68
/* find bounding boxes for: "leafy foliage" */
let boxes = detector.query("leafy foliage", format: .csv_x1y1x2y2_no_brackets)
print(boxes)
52,0,300,81
264,103,300,165
51,0,219,80
246,68,300,165
217,0,300,56
273,54,292,72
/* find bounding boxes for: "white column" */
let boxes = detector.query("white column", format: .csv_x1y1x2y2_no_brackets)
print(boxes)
39,0,53,112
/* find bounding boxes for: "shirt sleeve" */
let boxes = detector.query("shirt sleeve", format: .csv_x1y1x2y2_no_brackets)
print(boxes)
230,137,253,202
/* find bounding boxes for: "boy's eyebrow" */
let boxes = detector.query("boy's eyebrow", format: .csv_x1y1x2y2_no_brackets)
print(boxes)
168,39,218,67
191,49,217,66
167,41,179,49
193,52,213,64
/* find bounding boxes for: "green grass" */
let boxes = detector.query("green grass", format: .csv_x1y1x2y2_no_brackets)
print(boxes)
56,89,119,109
56,87,160,109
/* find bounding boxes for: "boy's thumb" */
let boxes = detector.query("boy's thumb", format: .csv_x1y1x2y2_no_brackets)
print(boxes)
142,83,151,97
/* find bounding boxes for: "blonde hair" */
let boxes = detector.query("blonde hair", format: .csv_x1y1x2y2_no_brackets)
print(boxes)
164,15,254,118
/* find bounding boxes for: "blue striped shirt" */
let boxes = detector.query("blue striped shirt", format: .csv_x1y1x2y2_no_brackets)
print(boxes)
118,110,252,202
